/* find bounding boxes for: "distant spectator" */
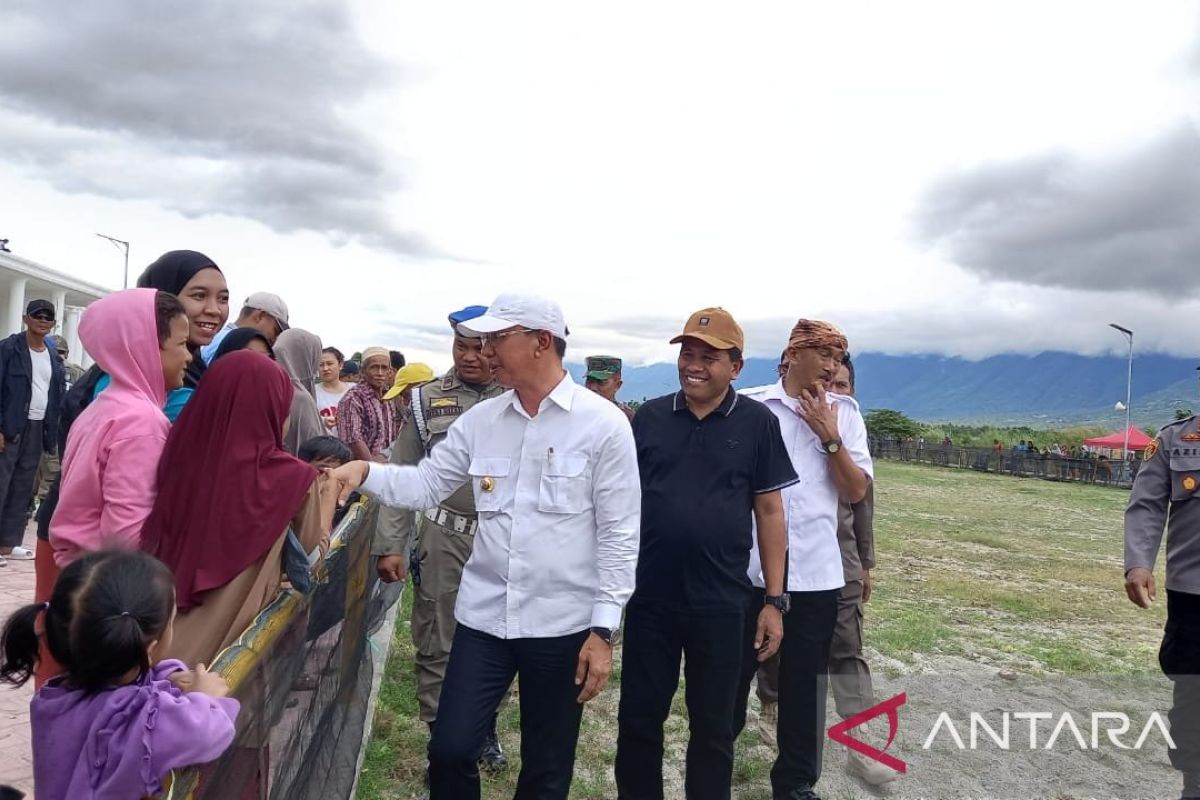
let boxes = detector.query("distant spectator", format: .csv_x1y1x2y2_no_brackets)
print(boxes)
382,362,435,415
316,348,351,431
0,299,65,563
274,329,325,455
209,327,274,363
341,359,361,384
199,292,289,363
142,352,337,665
389,350,406,370
48,337,84,388
336,347,397,463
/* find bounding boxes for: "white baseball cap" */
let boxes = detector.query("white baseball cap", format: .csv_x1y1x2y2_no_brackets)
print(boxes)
458,293,569,339
244,292,290,330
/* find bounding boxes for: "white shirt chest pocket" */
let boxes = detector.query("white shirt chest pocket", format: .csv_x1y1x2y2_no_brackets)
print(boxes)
538,453,591,514
468,457,513,513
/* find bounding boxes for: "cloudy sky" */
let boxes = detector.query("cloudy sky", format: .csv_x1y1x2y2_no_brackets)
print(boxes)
1,1,1197,371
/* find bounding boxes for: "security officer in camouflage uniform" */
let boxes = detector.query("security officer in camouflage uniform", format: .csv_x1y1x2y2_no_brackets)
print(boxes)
1125,416,1200,800
373,305,508,772
583,355,635,421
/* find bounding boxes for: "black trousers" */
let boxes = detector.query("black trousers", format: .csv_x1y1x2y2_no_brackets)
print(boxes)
1161,590,1200,781
0,420,42,549
428,624,588,800
735,588,839,798
615,600,746,800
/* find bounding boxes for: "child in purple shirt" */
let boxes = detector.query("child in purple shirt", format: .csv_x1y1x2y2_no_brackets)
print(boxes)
0,550,239,800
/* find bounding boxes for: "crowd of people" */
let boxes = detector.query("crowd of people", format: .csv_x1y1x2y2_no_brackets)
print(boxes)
0,261,1193,800
0,250,407,799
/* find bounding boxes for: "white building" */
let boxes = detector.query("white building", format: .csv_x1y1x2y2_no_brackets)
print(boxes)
0,251,110,367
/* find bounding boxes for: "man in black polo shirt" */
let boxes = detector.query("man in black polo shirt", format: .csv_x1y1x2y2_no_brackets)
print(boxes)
615,307,796,800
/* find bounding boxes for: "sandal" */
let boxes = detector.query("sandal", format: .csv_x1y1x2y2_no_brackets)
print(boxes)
7,546,34,560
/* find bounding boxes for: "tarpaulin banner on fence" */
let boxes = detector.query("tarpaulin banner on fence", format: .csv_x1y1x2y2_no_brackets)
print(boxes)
163,500,397,800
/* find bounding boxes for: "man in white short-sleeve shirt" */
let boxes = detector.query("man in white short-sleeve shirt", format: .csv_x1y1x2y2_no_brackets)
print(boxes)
735,319,873,800
331,293,640,800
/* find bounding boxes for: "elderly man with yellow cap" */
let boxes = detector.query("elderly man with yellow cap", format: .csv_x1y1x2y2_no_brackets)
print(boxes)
372,305,510,782
733,319,879,800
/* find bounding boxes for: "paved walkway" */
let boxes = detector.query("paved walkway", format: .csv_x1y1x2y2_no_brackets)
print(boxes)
0,523,38,797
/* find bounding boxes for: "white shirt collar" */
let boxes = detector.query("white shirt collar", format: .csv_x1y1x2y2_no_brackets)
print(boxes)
508,370,576,418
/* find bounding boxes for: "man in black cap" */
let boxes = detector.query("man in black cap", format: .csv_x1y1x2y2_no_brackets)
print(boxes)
0,299,64,564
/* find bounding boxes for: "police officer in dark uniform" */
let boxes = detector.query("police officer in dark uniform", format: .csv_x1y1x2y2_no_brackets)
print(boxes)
1125,415,1200,800
373,305,508,775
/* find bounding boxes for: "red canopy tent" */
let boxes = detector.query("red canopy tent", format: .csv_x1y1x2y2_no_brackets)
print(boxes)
1083,426,1154,451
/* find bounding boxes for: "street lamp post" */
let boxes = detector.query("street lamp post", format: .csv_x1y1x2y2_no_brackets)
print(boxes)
95,233,130,289
1110,323,1133,474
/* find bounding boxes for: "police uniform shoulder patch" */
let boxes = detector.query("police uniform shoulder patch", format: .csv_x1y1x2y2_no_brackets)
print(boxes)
1145,438,1161,460
1182,431,1200,442
442,375,455,391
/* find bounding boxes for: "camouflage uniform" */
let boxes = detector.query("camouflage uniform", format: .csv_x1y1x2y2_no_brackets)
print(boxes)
1125,416,1200,788
373,367,504,723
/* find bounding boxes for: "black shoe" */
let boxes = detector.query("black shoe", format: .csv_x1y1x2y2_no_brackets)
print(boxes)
779,788,822,800
479,732,507,772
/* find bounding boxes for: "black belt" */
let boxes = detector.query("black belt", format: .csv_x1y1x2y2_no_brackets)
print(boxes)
424,507,478,536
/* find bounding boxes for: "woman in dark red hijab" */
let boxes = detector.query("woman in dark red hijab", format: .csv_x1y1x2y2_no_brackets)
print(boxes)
142,350,338,665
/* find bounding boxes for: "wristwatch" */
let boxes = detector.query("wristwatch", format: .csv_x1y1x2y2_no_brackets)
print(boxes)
590,626,616,646
822,438,843,455
764,594,790,614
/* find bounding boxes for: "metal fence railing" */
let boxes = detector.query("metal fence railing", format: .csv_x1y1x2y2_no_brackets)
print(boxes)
869,438,1142,489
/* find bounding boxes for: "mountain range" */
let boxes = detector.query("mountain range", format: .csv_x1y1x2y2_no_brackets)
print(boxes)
569,352,1200,428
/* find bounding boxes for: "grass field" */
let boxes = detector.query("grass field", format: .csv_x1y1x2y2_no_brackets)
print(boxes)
355,460,1167,799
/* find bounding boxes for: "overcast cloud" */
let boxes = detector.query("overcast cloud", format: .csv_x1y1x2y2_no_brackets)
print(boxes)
1,1,1198,364
915,125,1200,295
0,0,430,255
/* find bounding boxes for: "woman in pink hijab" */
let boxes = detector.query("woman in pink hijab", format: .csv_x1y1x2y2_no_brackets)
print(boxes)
33,288,191,687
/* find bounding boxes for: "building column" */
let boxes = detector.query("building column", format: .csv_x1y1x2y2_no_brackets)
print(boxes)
52,290,67,338
6,277,27,337
64,307,87,368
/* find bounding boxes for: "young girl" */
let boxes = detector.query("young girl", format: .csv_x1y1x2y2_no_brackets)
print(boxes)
0,550,239,800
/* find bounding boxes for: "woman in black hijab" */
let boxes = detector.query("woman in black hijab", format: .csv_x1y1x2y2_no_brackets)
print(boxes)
136,250,229,387
211,327,275,363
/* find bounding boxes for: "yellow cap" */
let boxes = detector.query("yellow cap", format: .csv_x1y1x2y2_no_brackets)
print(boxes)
383,363,436,401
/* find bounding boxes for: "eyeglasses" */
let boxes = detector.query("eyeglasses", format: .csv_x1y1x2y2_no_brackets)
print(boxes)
29,313,54,323
479,328,537,346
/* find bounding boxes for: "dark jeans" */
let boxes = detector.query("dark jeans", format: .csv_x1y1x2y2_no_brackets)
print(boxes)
0,420,42,548
1161,590,1200,779
615,600,746,800
735,588,839,798
429,624,588,800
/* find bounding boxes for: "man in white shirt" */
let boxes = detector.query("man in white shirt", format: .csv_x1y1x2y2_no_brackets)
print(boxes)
735,319,872,800
330,293,640,800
